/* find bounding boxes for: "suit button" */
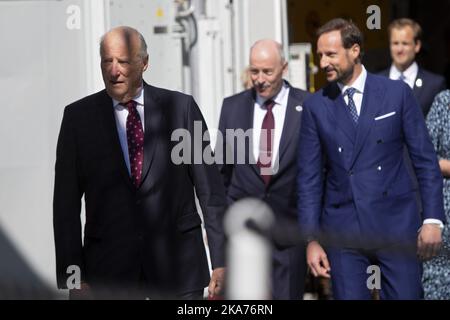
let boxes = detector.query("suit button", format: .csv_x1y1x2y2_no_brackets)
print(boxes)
377,139,384,144
383,191,388,196
349,170,354,176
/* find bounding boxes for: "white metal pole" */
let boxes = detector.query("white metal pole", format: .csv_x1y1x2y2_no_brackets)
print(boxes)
224,198,274,300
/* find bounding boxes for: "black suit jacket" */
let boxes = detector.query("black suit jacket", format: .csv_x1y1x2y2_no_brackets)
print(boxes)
53,83,226,296
217,84,310,299
217,84,310,248
379,66,446,116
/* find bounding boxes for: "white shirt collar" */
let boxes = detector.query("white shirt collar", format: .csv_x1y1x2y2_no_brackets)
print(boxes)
256,81,289,108
389,61,418,83
337,65,367,95
112,86,144,109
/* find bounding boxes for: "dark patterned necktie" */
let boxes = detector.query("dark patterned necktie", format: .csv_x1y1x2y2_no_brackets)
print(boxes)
123,100,144,188
257,99,275,186
344,87,359,124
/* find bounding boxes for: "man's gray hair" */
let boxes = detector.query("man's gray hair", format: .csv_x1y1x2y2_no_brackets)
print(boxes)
99,26,148,59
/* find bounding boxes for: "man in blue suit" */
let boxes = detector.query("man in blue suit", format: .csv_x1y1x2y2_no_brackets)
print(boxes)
218,39,310,299
297,19,445,299
379,18,446,117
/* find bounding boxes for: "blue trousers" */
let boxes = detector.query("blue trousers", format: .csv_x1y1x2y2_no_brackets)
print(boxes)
326,244,423,300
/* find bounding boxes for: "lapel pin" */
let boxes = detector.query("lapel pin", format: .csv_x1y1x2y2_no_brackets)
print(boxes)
415,78,423,88
295,105,303,112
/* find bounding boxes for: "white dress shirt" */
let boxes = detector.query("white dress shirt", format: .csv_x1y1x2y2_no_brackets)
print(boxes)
338,66,368,115
389,62,418,89
338,65,443,228
253,82,290,169
112,88,145,175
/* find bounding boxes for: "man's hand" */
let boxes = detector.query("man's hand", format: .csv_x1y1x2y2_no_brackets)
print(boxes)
307,241,331,278
438,159,450,178
417,224,442,261
208,267,225,298
69,282,91,300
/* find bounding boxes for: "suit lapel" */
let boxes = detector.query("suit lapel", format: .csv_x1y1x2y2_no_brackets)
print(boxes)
326,83,357,144
413,68,424,100
349,74,385,168
243,90,262,177
139,83,162,188
241,90,255,135
97,91,135,190
277,89,302,165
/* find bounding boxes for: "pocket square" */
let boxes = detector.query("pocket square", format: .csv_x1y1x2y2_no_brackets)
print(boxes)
374,112,396,121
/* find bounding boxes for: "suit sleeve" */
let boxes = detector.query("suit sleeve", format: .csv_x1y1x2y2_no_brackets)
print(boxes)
186,97,227,269
216,100,234,192
297,101,324,239
53,107,84,289
401,83,445,221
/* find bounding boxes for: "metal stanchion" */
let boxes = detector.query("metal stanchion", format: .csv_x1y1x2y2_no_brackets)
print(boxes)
224,198,274,300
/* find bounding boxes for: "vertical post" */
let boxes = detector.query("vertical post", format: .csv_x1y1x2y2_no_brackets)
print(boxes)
224,198,274,300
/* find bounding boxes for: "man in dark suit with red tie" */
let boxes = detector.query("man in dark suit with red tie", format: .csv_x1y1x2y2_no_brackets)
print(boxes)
53,26,226,299
217,39,310,299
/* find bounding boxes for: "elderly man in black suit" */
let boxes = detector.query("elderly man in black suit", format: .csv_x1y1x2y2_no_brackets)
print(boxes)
53,26,226,299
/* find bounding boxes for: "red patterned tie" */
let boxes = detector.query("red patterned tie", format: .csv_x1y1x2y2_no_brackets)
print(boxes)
123,100,144,188
257,99,275,186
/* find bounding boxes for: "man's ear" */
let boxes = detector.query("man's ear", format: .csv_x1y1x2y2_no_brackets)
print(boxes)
143,55,149,72
351,44,361,60
282,61,289,75
414,40,422,54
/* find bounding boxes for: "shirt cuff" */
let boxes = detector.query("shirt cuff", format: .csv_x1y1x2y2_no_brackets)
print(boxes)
423,219,444,229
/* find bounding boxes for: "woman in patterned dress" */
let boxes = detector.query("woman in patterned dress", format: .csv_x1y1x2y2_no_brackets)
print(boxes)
423,89,450,299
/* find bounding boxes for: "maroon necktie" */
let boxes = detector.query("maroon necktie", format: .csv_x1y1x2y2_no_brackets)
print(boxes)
123,100,144,188
257,99,275,185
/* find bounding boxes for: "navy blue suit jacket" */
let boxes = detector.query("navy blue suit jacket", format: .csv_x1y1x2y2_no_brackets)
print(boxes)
297,73,444,248
379,67,446,117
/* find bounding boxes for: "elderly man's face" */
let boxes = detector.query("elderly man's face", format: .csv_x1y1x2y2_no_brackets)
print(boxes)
100,31,148,102
249,45,287,100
